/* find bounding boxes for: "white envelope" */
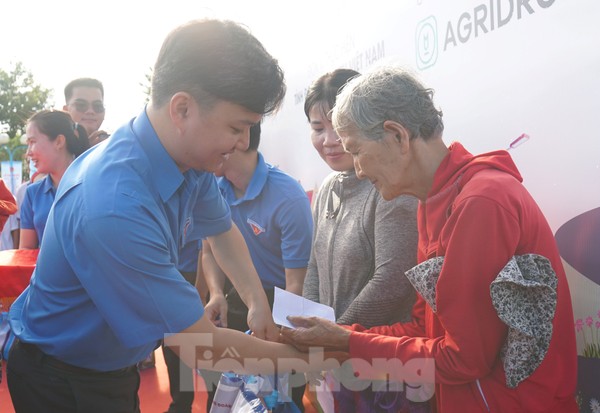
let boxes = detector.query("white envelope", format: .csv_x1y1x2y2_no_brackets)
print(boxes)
272,286,336,329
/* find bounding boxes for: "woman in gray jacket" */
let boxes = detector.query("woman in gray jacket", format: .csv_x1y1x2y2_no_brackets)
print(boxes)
302,69,424,412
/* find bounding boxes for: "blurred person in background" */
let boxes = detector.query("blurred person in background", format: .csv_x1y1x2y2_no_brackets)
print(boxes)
0,209,19,250
19,110,89,249
0,178,17,235
63,77,110,146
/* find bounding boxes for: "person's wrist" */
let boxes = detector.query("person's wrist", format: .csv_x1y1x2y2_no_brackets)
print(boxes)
208,289,225,299
331,329,351,351
244,290,270,311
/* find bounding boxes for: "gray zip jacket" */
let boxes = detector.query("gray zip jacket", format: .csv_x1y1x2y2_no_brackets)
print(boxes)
303,170,418,328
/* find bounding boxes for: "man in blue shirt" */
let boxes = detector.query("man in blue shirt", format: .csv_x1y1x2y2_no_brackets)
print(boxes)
201,123,313,411
7,19,308,413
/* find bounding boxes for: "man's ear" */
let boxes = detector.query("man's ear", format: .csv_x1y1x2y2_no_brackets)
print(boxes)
169,92,193,131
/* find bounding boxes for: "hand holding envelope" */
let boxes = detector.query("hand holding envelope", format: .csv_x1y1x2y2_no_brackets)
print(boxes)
273,287,352,353
272,287,335,328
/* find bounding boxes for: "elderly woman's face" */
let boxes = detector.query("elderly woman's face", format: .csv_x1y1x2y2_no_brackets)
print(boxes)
341,132,404,200
308,103,354,172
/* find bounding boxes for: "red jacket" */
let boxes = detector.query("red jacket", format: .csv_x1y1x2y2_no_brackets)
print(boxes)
348,143,578,413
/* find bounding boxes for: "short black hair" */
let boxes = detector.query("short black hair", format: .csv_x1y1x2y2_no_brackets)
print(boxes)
64,78,104,102
304,69,360,121
151,19,285,115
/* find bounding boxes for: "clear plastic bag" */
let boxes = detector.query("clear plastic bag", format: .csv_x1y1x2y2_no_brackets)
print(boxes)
210,372,302,413
209,372,245,413
231,388,267,412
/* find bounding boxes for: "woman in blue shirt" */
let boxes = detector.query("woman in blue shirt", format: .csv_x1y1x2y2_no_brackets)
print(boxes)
19,110,89,249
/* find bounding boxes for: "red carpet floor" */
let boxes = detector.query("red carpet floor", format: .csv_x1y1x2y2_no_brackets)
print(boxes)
0,350,208,413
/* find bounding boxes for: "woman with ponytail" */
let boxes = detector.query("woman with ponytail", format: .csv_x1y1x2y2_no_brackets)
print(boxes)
19,110,89,249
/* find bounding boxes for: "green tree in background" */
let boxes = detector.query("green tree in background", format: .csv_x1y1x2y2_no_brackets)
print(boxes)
0,62,51,140
0,62,51,182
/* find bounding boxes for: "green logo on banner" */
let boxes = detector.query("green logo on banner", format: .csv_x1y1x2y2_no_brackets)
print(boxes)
416,16,438,70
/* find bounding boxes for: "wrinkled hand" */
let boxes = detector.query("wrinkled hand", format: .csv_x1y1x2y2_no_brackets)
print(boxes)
204,295,227,327
247,304,279,342
280,316,351,352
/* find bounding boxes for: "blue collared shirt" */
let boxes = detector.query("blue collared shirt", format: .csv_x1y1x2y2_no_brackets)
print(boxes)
218,153,312,289
20,175,55,243
10,109,231,371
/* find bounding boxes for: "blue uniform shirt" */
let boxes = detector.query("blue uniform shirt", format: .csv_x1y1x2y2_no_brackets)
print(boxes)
10,109,231,371
218,153,312,289
179,239,202,273
20,175,55,242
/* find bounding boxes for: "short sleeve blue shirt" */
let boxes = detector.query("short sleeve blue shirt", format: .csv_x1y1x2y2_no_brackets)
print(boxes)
218,153,313,289
9,109,231,371
19,175,55,243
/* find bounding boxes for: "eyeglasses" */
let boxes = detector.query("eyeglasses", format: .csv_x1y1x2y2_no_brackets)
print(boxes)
71,99,105,113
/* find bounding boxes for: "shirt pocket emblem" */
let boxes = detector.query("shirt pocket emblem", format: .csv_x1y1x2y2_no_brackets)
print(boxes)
247,218,265,236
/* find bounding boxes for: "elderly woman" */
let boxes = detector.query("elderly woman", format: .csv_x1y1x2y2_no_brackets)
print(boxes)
283,67,578,413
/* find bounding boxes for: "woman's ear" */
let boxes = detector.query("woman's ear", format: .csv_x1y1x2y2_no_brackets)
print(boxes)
382,120,411,153
383,120,410,142
54,134,67,150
